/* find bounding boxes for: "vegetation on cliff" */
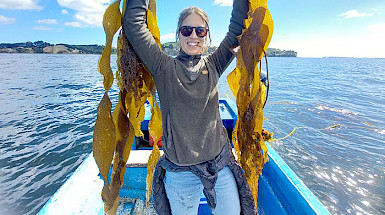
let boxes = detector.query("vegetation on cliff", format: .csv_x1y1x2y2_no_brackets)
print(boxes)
161,42,296,57
0,41,113,54
0,41,296,57
266,48,297,57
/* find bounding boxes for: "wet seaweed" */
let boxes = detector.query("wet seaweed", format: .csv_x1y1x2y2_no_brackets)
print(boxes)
227,0,274,207
93,0,162,214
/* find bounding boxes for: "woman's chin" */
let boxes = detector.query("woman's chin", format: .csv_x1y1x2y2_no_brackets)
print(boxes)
185,48,201,55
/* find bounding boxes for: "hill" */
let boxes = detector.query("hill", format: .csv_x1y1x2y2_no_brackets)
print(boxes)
161,42,297,57
0,41,296,57
0,41,113,54
266,48,297,57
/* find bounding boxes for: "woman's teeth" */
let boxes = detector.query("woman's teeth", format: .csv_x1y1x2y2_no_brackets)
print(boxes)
188,42,198,46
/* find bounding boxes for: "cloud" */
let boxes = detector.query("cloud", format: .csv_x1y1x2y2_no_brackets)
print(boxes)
160,33,176,42
0,15,16,25
214,0,233,7
33,26,53,30
37,19,58,25
57,0,109,27
64,21,82,28
0,0,42,10
339,10,373,18
270,31,385,58
57,0,230,27
73,13,103,26
61,9,68,15
367,23,385,33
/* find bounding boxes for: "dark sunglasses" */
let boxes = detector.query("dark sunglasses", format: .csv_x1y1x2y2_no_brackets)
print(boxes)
179,26,208,38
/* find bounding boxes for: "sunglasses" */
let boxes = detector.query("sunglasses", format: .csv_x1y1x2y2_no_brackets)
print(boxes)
179,26,208,38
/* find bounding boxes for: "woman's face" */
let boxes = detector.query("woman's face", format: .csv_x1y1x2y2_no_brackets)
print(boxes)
179,13,206,56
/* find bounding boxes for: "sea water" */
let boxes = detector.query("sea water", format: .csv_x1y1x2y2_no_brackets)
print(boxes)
0,53,384,215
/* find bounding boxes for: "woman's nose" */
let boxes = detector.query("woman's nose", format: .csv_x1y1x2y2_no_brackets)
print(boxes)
190,29,198,38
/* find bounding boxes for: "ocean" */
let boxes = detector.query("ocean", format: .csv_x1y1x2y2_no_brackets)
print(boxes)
0,53,384,215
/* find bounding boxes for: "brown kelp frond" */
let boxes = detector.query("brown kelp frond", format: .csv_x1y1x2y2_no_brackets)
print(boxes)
227,0,274,208
93,0,162,214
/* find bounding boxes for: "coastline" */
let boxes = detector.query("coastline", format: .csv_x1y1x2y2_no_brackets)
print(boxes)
0,41,297,57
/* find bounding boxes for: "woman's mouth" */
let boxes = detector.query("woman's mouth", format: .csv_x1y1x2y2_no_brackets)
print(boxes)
187,42,199,47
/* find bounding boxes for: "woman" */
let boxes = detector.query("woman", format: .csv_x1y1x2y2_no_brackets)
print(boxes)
123,0,256,214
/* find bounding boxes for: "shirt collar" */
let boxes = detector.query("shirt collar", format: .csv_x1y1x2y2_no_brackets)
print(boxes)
176,49,202,65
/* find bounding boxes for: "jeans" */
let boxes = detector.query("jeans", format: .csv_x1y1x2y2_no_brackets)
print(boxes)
164,166,241,215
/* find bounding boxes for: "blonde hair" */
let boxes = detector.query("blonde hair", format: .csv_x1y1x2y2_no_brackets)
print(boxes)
176,6,212,54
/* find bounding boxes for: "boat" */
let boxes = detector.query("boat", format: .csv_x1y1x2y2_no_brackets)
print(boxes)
38,98,330,215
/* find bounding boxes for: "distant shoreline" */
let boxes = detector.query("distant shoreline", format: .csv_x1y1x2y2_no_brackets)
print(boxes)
0,41,108,55
0,41,297,57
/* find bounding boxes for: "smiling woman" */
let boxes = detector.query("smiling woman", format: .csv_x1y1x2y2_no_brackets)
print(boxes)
119,0,264,214
87,0,256,213
176,7,211,55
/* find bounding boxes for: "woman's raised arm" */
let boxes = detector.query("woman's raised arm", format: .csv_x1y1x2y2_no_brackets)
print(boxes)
123,0,171,76
207,0,249,76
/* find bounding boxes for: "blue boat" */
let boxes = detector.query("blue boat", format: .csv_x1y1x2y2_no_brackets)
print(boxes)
38,98,330,215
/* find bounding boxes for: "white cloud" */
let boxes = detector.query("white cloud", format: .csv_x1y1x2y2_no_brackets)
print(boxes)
0,15,16,25
74,13,103,26
37,19,58,25
270,31,385,58
57,0,109,27
339,10,373,19
61,9,68,15
33,26,53,30
64,21,82,28
160,33,176,43
0,0,42,10
367,23,385,33
214,0,233,7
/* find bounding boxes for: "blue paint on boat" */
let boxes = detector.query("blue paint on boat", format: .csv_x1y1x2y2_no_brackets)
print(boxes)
38,98,330,214
258,143,330,214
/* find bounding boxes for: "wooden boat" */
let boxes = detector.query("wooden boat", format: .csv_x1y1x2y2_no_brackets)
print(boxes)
38,98,330,215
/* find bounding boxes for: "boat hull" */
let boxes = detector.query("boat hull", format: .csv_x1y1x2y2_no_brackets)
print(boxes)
38,98,330,214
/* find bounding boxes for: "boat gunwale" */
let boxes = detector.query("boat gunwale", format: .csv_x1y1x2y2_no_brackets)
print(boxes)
37,98,330,215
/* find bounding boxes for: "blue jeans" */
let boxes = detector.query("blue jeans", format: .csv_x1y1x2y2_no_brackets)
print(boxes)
164,166,241,215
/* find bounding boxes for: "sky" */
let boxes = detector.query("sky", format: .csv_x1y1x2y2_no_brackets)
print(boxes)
0,0,385,58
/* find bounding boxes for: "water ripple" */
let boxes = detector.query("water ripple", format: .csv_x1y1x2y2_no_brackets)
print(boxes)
1,54,385,215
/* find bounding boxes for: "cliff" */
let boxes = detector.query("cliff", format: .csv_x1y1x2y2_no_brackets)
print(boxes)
0,41,296,57
0,41,113,54
266,48,297,57
161,42,296,57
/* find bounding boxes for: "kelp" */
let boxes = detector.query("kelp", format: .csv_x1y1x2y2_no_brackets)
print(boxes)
227,0,274,206
92,0,162,214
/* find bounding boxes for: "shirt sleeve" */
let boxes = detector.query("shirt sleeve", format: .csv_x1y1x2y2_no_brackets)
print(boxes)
206,0,249,76
122,0,172,77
